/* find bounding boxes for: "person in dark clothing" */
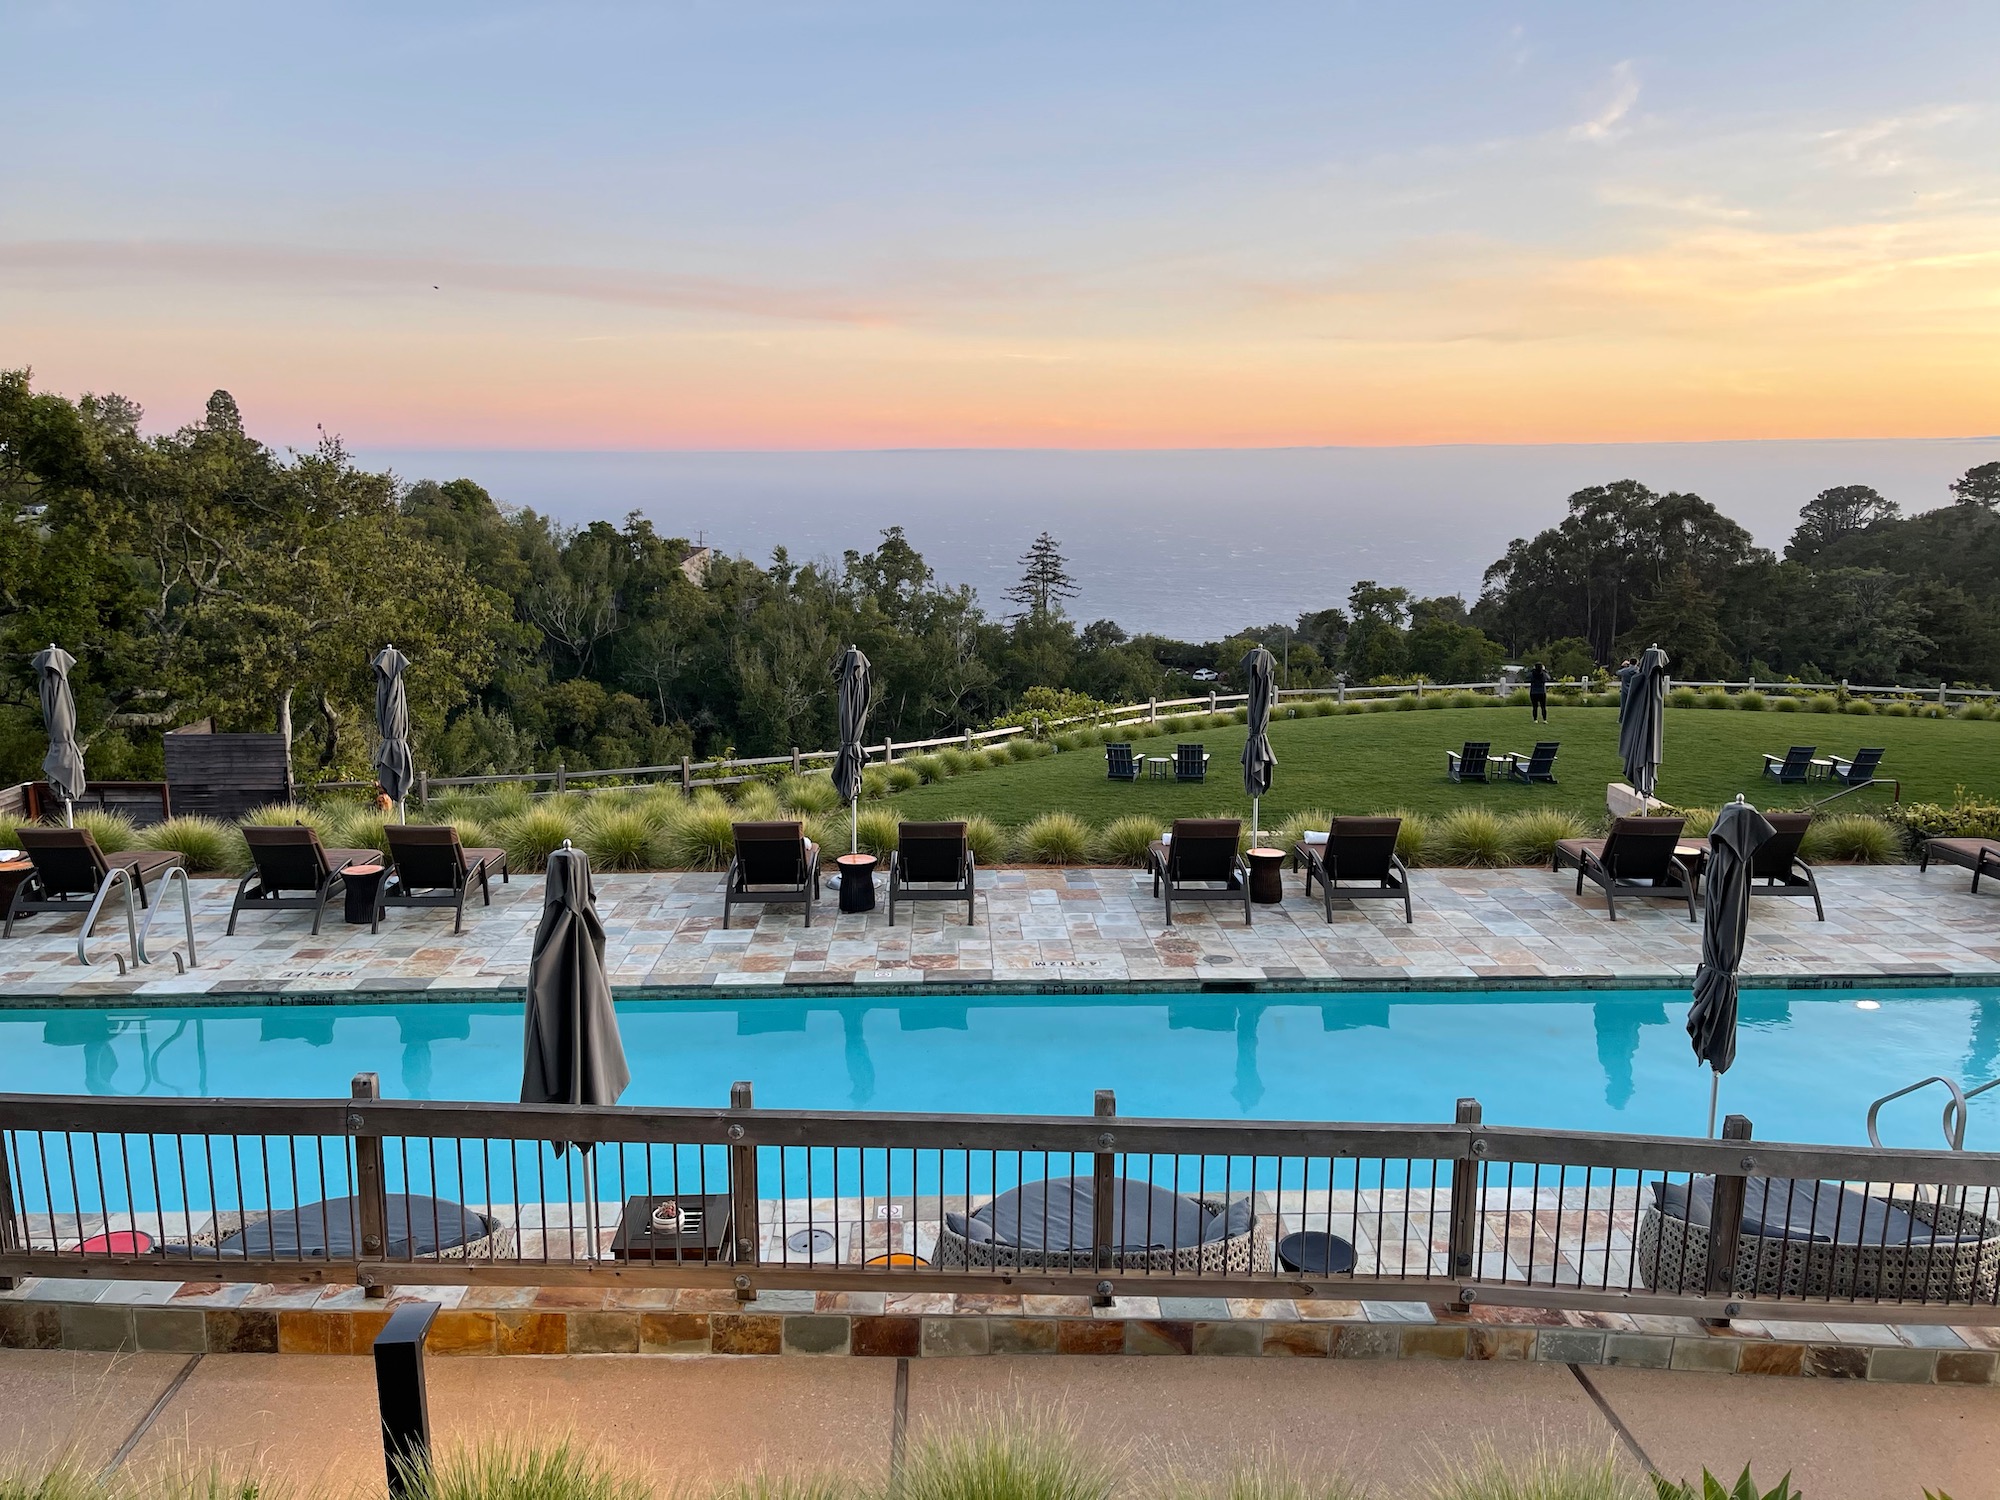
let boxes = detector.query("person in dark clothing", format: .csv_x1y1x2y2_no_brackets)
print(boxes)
1528,662,1549,722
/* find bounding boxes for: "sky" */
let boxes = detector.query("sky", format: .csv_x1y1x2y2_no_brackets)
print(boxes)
5,2,2000,451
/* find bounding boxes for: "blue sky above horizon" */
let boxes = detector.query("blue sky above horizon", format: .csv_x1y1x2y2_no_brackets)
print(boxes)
5,3,1999,448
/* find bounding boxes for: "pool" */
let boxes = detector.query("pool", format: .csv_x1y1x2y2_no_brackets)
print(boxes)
4,986,1998,1149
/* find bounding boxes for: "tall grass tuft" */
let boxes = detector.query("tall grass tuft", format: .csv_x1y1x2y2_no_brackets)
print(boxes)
1388,809,1436,867
964,815,1010,867
428,789,497,824
575,804,663,871
731,783,784,821
1735,690,1767,711
900,1403,1117,1500
238,801,337,841
138,815,237,873
660,800,737,869
1094,814,1164,866
1771,694,1803,713
1503,808,1590,865
68,809,138,853
884,765,924,793
937,748,974,776
1675,806,1719,840
1700,689,1733,711
1420,1444,1645,1500
1434,807,1509,867
1274,808,1331,853
1843,698,1878,716
397,1437,647,1500
1017,812,1091,865
1006,737,1045,762
1155,1454,1366,1500
903,754,948,785
1805,694,1840,713
777,773,843,815
1802,813,1898,863
329,809,392,858
854,808,901,857
495,805,578,872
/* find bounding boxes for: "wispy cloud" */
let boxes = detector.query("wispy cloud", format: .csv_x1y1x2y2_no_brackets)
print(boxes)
1816,104,1977,175
1570,60,1640,143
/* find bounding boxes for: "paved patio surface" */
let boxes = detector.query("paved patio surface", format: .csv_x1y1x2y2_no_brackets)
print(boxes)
4,1348,1996,1499
1,863,1994,1002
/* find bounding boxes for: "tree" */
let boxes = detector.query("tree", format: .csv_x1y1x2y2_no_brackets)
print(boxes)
1342,581,1411,682
1004,532,1079,622
1623,567,1733,679
1951,463,2000,509
1786,485,1900,561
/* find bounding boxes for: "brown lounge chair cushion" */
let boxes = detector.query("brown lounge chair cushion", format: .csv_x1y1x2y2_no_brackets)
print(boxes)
1926,838,2000,870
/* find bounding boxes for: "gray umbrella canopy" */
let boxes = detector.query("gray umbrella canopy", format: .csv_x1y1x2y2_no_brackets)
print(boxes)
1240,647,1277,838
831,646,873,807
32,645,86,810
1617,644,1671,800
1688,798,1777,1081
371,646,415,805
522,845,630,1148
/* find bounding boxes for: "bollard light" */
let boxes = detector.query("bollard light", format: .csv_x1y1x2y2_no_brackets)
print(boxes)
373,1301,440,1500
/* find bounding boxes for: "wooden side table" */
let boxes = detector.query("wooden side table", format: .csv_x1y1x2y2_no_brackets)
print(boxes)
836,853,878,913
1247,847,1286,904
342,865,386,925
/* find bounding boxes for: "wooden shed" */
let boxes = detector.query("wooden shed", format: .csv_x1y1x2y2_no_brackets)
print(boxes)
163,719,294,822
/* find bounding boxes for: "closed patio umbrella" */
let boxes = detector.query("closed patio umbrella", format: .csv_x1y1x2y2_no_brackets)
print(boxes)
522,842,629,1251
371,645,415,821
1617,644,1670,802
1688,796,1776,1136
1240,646,1277,843
32,645,85,827
831,645,872,854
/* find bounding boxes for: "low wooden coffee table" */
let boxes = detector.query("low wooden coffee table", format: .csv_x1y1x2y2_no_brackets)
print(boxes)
610,1193,735,1263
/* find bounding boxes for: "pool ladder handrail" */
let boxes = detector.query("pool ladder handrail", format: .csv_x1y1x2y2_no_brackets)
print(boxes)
137,865,199,972
1867,1074,2000,1151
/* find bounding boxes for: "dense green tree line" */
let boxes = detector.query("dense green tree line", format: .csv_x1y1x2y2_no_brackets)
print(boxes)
2,369,1994,784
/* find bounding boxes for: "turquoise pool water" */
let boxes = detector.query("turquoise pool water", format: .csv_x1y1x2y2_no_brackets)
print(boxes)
3,987,1998,1148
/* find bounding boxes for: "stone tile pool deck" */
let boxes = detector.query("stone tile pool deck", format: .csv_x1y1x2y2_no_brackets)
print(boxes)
0,861,1992,1001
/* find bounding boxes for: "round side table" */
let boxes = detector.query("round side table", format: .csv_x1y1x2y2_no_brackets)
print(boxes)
342,865,386,925
1246,847,1286,904
836,853,878,913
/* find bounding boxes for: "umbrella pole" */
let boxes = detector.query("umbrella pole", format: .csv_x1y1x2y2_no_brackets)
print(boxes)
1252,795,1260,845
1707,1069,1720,1138
582,1149,600,1259
850,798,858,856
62,797,73,829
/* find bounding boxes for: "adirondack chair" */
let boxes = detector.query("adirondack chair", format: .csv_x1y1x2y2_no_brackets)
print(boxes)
1446,743,1492,782
1827,747,1884,787
1761,745,1817,785
1105,743,1141,782
1172,743,1210,782
1505,742,1560,785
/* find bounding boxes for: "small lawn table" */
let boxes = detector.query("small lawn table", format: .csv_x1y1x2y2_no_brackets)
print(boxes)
1246,847,1287,904
837,852,878,913
341,864,386,925
1146,756,1172,779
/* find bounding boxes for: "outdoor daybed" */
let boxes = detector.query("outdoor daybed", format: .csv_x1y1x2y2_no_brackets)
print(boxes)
1921,837,2000,896
933,1175,1261,1274
161,1193,512,1261
1637,1176,2000,1302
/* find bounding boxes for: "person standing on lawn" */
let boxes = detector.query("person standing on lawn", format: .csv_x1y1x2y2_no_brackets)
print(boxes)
1528,662,1549,722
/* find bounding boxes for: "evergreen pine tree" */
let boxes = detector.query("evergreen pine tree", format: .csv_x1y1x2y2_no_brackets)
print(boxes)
1004,531,1079,621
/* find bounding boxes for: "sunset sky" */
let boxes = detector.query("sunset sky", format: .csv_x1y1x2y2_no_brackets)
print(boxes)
5,3,1999,449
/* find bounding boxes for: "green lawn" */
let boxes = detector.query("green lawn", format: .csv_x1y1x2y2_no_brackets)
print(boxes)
881,706,1999,826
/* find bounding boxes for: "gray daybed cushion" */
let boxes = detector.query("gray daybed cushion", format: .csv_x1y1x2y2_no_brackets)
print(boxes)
958,1176,1248,1253
1650,1176,1975,1246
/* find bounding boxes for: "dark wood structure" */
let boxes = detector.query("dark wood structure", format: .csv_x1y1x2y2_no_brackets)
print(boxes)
163,720,293,823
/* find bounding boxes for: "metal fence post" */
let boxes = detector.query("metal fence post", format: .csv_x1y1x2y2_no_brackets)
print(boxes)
728,1080,760,1299
1704,1114,1754,1310
351,1072,390,1298
1092,1090,1117,1293
373,1299,438,1500
1447,1098,1483,1303
0,1128,19,1290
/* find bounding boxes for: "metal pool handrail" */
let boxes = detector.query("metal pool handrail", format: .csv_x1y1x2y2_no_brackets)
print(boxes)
3,1085,1998,1324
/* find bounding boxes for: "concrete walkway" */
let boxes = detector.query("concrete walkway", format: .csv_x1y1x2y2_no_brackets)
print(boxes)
4,1349,1996,1500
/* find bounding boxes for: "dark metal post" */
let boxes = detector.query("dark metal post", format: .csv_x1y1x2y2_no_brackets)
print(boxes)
1092,1090,1116,1276
415,770,429,806
373,1299,438,1500
728,1081,759,1299
351,1073,389,1298
1446,1098,1483,1308
0,1129,19,1290
1704,1114,1754,1306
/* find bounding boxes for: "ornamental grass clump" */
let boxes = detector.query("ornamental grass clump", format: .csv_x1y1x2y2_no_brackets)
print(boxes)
659,800,736,870
854,808,901,857
964,815,1010,867
1094,814,1164,866
899,1403,1116,1500
1842,697,1878,716
238,801,337,842
1735,690,1767,711
1006,737,1044,762
1771,694,1804,713
937,748,974,777
1156,1455,1366,1500
1701,689,1733,711
1503,808,1590,865
1802,813,1898,864
1274,808,1331,853
1434,807,1508,867
138,815,237,873
1388,809,1436,867
397,1436,647,1500
69,809,138,853
575,804,663,871
329,809,392,858
495,805,577,872
883,765,924,792
1805,693,1840,713
1017,812,1091,865
777,773,843,814
731,783,784,821
903,754,948,785
1421,1443,1645,1500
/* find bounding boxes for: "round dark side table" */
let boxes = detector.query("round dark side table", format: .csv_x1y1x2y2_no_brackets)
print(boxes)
836,853,878,913
342,865,387,925
1247,847,1286,904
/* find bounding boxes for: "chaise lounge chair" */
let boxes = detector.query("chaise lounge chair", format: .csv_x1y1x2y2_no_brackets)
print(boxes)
1552,815,1695,921
5,826,183,939
1638,1175,2000,1301
1761,745,1817,785
1446,742,1492,782
887,820,977,926
1293,815,1412,923
1504,741,1560,785
376,824,510,934
933,1176,1258,1275
1827,747,1884,788
723,820,820,928
1105,743,1141,782
229,825,382,935
1921,837,2000,895
1173,743,1210,782
1148,818,1250,926
1746,810,1823,920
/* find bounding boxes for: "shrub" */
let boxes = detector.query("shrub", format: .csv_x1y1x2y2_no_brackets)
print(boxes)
329,809,392,858
731,783,784,821
1434,807,1509,867
883,764,923,793
1017,812,1091,864
937,748,973,777
238,801,337,842
496,805,578,872
138,815,237,873
899,1403,1116,1500
1666,687,1701,709
964,815,1011,867
1392,694,1422,711
777,773,843,815
1274,807,1331,853
1094,814,1164,866
1956,702,1992,721
1889,796,2000,846
1735,690,1767,711
860,768,892,799
1388,808,1436,867
1423,1445,1647,1500
1674,806,1719,840
1806,694,1839,713
854,807,901,857
1771,695,1803,713
1842,698,1877,716
69,809,138,853
1503,808,1590,865
1701,689,1733,711
575,804,662,871
397,1436,648,1500
1802,813,1898,864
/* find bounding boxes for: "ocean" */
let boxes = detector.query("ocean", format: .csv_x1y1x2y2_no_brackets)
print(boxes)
358,439,2000,640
